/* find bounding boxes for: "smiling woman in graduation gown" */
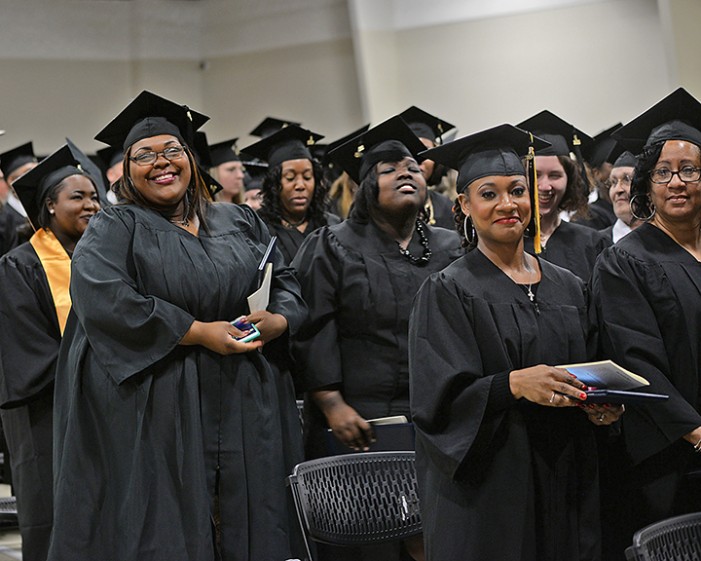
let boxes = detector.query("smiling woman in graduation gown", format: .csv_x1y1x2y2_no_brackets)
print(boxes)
48,92,307,561
0,145,100,561
590,88,701,556
410,125,620,561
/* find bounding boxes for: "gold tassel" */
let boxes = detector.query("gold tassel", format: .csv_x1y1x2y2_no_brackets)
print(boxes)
526,134,542,254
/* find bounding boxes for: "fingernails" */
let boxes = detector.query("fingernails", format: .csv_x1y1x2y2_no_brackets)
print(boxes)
580,393,587,400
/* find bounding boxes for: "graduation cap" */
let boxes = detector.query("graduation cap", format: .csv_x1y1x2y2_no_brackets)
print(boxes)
399,106,456,146
0,142,38,179
612,151,637,169
421,124,550,251
65,138,110,206
96,146,123,170
517,110,593,157
249,117,301,138
208,138,241,166
192,131,212,168
326,116,426,184
611,87,701,153
95,90,209,151
240,125,323,170
320,124,371,167
241,159,269,192
584,123,623,167
12,144,94,229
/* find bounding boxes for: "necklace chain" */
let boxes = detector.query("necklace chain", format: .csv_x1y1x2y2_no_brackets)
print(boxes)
397,220,432,266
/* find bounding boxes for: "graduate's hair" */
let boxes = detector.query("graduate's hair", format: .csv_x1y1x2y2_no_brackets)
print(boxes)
258,159,329,227
39,174,99,230
558,155,589,215
327,172,357,220
116,144,212,229
630,141,664,220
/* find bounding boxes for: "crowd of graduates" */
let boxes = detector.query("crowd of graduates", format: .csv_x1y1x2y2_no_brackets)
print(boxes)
0,86,699,561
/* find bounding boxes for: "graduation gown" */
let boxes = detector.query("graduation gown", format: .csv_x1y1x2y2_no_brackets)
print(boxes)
573,198,617,230
291,219,462,458
425,191,455,230
49,203,307,561
409,250,600,561
0,206,19,257
0,242,58,561
263,212,341,265
525,219,611,281
590,222,701,535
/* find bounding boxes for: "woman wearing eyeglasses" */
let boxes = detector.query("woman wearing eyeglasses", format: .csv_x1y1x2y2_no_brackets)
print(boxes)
599,151,642,244
590,88,701,558
48,92,307,561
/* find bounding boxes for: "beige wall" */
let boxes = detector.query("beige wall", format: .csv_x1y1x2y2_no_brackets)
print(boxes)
201,38,365,147
355,0,671,136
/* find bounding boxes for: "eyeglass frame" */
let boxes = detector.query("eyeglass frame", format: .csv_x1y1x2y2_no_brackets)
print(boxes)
605,174,633,190
649,166,701,184
128,145,187,166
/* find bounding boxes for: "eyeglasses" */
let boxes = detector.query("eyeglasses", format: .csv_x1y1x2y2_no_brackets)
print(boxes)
129,146,186,166
605,174,633,189
649,166,701,184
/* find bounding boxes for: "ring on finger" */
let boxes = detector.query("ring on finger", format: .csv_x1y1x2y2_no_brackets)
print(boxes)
597,413,605,422
549,391,556,403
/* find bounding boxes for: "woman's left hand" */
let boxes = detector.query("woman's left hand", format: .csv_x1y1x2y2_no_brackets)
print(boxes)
583,403,624,426
244,311,288,344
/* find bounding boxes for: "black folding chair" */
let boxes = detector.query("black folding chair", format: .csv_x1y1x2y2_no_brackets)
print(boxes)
624,511,701,561
288,451,422,561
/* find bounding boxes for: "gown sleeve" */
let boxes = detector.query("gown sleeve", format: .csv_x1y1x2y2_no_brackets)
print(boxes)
290,227,343,392
70,208,196,385
0,251,59,407
590,246,701,463
409,271,515,480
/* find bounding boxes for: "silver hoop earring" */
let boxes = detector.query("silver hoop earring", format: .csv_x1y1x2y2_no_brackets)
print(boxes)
629,194,656,221
463,216,476,245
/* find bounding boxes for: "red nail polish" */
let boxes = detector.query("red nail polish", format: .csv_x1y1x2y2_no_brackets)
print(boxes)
580,393,587,400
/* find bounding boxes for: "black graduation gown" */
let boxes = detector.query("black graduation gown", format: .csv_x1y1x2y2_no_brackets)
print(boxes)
426,191,455,230
49,203,307,561
0,206,19,257
0,242,58,561
264,212,341,265
590,223,701,543
573,199,617,230
409,250,600,561
291,219,463,458
525,220,611,282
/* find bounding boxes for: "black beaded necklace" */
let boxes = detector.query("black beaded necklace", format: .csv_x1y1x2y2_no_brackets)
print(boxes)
397,219,432,266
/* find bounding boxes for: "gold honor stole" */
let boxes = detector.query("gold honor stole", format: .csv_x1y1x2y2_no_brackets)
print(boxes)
29,228,72,335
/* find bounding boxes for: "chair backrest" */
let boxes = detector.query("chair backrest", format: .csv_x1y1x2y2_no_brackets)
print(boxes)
288,451,422,549
627,511,701,561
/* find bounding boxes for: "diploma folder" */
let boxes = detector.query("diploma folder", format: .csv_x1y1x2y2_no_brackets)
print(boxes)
556,360,669,404
247,236,277,313
325,416,415,455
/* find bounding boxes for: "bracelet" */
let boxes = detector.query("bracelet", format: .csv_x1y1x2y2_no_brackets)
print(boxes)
694,438,701,453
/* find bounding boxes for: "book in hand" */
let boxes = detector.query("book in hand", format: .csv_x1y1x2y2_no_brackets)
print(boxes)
247,236,276,313
325,416,415,455
556,360,668,404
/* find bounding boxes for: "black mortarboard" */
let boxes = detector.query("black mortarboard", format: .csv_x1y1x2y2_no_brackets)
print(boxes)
13,144,94,229
192,131,212,168
326,116,426,184
584,123,623,167
517,110,593,157
399,106,456,145
612,151,637,169
241,159,268,192
0,142,38,179
321,124,371,166
97,146,123,169
611,87,701,153
95,90,209,151
209,138,240,166
420,124,550,193
66,138,109,206
240,125,323,170
249,117,301,139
